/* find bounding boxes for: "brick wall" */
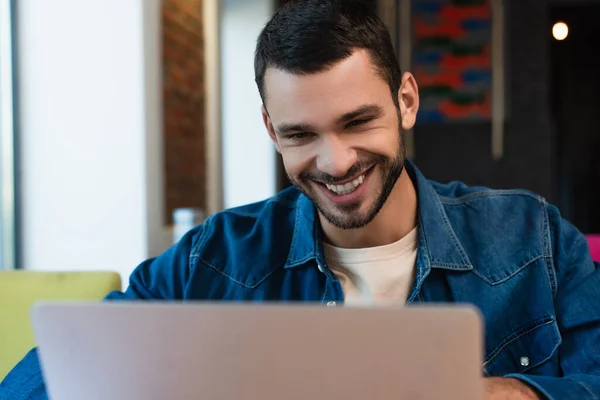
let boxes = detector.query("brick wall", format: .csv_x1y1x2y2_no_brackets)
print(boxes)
162,0,206,224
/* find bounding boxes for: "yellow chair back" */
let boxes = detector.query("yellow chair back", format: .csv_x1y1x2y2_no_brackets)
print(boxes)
0,270,121,380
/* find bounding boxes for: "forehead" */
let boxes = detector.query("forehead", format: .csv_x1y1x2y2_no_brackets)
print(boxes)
263,50,392,124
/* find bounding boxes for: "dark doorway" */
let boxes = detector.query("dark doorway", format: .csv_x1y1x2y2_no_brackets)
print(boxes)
551,5,600,234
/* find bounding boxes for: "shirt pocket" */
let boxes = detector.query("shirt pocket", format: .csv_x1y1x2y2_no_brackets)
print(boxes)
483,316,562,377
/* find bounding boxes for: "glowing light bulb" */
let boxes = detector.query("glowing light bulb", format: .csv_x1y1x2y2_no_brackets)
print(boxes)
553,22,569,41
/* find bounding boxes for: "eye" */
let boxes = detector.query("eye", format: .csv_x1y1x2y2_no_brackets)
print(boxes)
288,132,314,141
346,117,374,128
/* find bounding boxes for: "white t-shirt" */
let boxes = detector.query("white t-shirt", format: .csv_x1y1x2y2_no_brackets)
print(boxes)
323,227,418,305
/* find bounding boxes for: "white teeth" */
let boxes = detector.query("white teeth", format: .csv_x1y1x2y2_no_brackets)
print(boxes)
325,173,366,195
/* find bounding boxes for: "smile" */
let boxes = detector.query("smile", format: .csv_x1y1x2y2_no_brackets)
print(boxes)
321,165,374,197
325,174,365,195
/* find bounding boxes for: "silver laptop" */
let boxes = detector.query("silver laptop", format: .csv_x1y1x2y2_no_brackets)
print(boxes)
32,302,483,400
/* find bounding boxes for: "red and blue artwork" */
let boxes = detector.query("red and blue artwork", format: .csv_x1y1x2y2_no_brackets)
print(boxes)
412,0,492,122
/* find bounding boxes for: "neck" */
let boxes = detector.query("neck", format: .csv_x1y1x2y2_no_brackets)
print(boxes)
320,169,418,249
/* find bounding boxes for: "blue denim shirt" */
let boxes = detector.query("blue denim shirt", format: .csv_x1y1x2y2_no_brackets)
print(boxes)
2,161,600,400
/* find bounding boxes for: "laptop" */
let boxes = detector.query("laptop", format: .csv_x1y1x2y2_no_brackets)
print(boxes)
32,302,483,400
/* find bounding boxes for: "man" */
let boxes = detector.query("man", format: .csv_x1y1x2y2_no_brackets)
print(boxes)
2,1,599,399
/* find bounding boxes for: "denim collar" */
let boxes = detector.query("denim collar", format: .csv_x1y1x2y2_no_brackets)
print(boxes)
283,160,474,272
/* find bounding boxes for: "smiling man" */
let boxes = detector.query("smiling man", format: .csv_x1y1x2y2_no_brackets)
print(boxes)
262,49,417,245
2,1,600,399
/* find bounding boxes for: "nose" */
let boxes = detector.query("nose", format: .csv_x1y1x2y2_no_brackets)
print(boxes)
315,135,357,178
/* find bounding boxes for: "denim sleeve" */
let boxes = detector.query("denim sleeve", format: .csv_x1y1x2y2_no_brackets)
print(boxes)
0,227,201,400
507,205,600,400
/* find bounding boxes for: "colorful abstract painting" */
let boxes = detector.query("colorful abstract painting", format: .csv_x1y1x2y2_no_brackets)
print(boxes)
412,0,492,122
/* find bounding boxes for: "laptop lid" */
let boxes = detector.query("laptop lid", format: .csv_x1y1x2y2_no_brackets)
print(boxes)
32,302,483,400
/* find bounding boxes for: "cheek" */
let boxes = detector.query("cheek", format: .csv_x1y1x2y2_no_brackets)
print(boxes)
280,148,314,178
358,129,400,157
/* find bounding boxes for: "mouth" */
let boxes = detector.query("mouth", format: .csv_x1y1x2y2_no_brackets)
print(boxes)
314,165,375,202
324,173,366,196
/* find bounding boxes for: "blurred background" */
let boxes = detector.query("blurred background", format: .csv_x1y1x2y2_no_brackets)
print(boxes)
0,0,598,283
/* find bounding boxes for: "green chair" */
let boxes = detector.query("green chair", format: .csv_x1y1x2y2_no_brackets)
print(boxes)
0,270,121,380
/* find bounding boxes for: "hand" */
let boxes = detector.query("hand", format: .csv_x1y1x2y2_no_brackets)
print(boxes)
484,377,541,400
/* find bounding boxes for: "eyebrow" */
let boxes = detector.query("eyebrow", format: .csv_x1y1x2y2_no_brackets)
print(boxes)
275,122,317,136
335,104,384,125
275,104,384,136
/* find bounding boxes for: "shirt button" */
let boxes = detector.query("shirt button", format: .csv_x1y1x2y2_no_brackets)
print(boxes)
326,301,337,307
520,357,530,367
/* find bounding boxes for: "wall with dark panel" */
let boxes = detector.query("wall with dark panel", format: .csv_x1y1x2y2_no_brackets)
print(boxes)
416,0,600,215
414,0,557,203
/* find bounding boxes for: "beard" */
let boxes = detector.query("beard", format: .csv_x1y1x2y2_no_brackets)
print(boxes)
288,128,406,230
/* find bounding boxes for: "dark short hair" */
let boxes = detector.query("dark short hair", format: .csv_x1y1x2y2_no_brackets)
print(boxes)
254,0,402,108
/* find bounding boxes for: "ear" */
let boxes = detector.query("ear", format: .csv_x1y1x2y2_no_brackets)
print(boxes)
262,105,281,153
397,72,419,131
